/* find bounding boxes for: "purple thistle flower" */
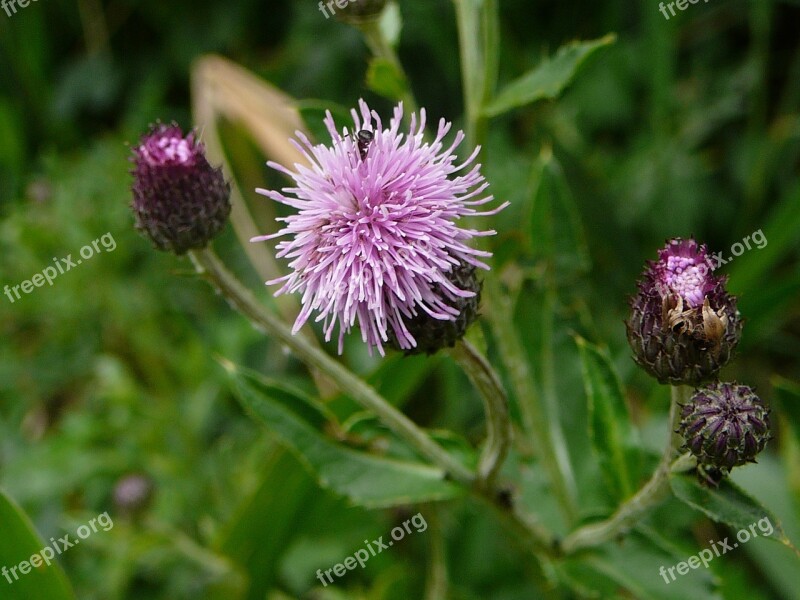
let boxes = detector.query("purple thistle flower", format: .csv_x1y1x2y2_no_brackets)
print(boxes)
626,238,742,385
130,123,230,255
252,100,507,355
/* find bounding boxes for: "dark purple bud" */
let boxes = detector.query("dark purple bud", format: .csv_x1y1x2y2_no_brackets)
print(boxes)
386,260,482,355
130,123,231,255
626,238,742,385
678,382,771,481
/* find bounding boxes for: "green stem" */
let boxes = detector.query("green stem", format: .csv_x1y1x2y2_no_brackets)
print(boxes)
560,387,693,554
358,18,419,117
424,506,448,600
540,281,580,518
478,491,560,558
147,518,244,584
450,340,512,488
483,279,580,523
189,247,562,559
666,385,688,456
453,0,497,149
454,0,578,525
478,0,499,147
188,247,474,486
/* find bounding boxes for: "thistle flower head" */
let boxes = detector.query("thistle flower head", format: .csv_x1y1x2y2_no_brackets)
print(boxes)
252,100,506,355
679,382,771,477
130,123,231,254
626,238,742,385
651,238,718,308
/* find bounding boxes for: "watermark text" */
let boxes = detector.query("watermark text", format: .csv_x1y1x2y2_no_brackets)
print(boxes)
659,517,773,583
316,513,428,587
4,232,117,304
2,512,114,585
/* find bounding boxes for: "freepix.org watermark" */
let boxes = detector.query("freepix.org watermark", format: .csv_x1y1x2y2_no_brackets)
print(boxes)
659,516,773,584
318,0,361,19
658,0,713,20
1,0,39,18
3,232,116,304
316,512,428,587
2,512,114,585
655,229,767,301
708,229,768,268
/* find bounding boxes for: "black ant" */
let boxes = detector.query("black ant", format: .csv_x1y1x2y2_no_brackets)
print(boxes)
355,129,374,161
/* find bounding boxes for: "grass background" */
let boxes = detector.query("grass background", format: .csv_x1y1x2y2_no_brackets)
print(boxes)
0,0,798,598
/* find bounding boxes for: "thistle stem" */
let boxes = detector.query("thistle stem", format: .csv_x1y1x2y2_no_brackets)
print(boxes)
358,18,419,117
561,386,693,554
188,247,475,486
450,340,512,488
189,247,559,557
483,279,580,524
424,506,448,600
475,487,560,558
453,0,498,150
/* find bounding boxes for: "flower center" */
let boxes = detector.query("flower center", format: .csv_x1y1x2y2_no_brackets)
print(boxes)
663,256,706,307
142,136,194,166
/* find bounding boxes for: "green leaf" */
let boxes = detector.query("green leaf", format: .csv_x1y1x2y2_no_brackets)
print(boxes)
484,34,617,117
366,58,407,102
211,448,316,600
0,490,76,600
729,457,800,600
366,352,440,407
227,364,463,508
558,529,720,600
670,473,795,548
527,149,591,277
575,336,640,500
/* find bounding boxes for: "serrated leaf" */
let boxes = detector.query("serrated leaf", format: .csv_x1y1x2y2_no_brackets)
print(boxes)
670,473,795,549
366,57,407,102
227,365,463,508
575,336,641,500
484,34,616,117
0,490,76,600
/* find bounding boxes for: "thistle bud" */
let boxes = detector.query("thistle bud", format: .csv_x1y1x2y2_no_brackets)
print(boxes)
679,382,771,480
113,473,154,517
130,123,231,255
626,238,742,385
387,261,482,355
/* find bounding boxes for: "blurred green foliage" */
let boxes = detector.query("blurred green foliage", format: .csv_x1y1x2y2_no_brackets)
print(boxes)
1,0,799,598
